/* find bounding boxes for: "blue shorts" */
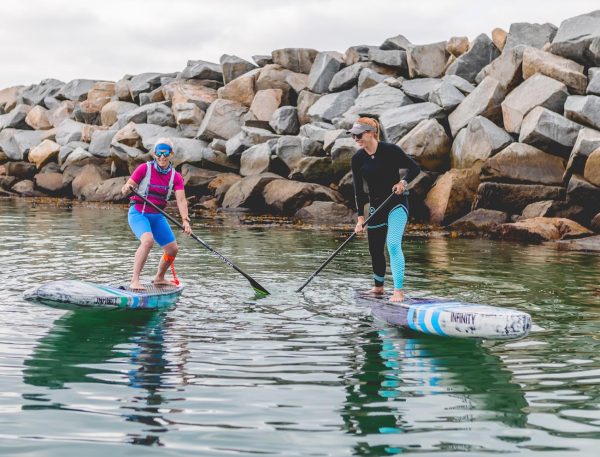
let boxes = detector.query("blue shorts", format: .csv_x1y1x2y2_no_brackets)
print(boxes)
128,206,176,247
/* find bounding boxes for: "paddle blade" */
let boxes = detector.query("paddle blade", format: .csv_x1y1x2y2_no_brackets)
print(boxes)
251,281,270,297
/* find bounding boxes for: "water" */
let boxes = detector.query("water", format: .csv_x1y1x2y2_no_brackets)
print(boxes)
1,198,599,456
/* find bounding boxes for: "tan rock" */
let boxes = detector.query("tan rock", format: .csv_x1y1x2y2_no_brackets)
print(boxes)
0,86,23,112
34,172,68,194
47,101,75,128
162,81,218,109
100,100,138,127
425,167,481,225
398,118,450,171
447,36,469,57
217,68,260,106
112,122,142,148
249,89,282,122
494,217,592,242
81,124,108,143
584,147,600,186
491,28,508,51
28,140,61,168
72,164,110,200
25,106,52,130
174,103,204,125
80,81,116,113
522,47,587,95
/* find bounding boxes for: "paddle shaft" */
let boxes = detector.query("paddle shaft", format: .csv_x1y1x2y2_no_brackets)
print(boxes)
131,189,270,296
296,191,398,293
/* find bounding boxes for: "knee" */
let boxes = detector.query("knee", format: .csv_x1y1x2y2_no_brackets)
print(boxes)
140,235,154,250
387,242,402,258
164,243,178,257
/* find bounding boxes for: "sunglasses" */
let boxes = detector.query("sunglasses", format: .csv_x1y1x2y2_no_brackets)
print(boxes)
351,132,366,140
155,148,172,157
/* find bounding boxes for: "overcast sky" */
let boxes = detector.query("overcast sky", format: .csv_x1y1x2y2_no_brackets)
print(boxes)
1,0,598,89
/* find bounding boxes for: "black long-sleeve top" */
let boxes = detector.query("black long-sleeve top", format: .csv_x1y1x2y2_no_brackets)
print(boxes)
351,141,421,220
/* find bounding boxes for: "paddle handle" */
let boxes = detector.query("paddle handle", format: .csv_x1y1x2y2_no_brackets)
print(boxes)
296,191,397,293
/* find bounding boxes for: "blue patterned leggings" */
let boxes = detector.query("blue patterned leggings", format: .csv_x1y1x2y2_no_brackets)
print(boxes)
367,205,408,289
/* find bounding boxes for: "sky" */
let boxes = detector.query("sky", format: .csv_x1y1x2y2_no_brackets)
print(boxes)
0,0,598,89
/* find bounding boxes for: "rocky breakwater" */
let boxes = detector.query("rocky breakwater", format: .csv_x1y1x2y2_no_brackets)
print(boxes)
2,10,600,250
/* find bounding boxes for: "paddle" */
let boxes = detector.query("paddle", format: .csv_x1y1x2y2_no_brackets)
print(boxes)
296,191,397,293
130,189,270,296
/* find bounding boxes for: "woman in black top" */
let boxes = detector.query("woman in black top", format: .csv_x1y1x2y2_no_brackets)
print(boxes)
350,117,421,302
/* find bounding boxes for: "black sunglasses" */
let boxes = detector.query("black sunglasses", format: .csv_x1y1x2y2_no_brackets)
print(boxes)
351,132,366,140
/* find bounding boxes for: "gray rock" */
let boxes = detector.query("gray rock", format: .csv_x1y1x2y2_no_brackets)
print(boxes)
55,119,85,146
473,181,565,213
549,10,600,66
290,157,334,184
445,33,500,83
588,68,600,95
62,147,94,171
117,102,175,128
128,72,163,100
566,174,600,213
407,42,448,78
21,79,64,106
369,49,407,73
380,102,444,143
275,135,322,170
307,87,358,124
452,116,513,169
401,78,442,101
328,63,365,92
5,161,36,179
501,73,568,134
330,137,358,178
225,132,251,160
0,104,30,130
59,142,89,166
519,107,584,157
58,79,100,101
268,105,300,136
504,22,557,50
89,130,117,157
236,144,271,177
220,54,257,85
442,75,475,94
397,118,450,172
222,172,283,209
296,90,322,125
134,124,181,151
307,51,343,94
252,55,273,67
357,68,387,92
429,81,465,111
475,45,526,91
564,95,600,130
101,101,138,127
272,48,318,74
263,179,341,214
13,131,45,159
481,142,566,185
299,123,335,143
449,208,510,232
344,45,379,65
564,128,600,181
294,201,355,225
380,34,411,51
197,99,248,141
179,60,222,81
240,126,280,146
340,83,412,128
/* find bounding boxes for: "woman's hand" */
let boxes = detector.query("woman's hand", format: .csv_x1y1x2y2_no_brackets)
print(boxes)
392,179,408,195
355,217,365,234
182,218,192,235
121,182,135,196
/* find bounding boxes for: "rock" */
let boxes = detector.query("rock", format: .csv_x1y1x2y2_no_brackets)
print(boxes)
380,102,444,143
25,106,52,130
179,164,221,196
429,81,465,111
34,172,70,195
588,67,600,95
492,217,592,242
357,68,387,92
567,174,600,213
21,79,63,106
173,102,204,126
504,22,557,50
380,34,411,51
197,99,248,141
272,48,318,74
218,69,260,108
275,135,322,170
449,208,510,232
549,10,600,66
58,142,88,167
0,104,31,130
501,73,568,134
208,173,242,202
481,142,566,185
307,51,343,94
519,107,584,156
28,139,61,168
163,80,218,111
80,82,116,114
55,119,87,145
296,90,322,125
447,36,469,57
58,79,99,101
522,47,587,94
592,213,600,232
445,33,500,83
369,48,407,73
294,201,355,225
556,234,600,252
323,129,347,152
398,118,450,171
46,100,75,128
221,172,283,209
448,76,506,136
563,128,600,181
180,60,222,81
252,55,272,67
262,179,341,214
424,167,481,225
5,161,36,179
12,130,47,160
255,64,296,105
127,72,164,101
82,176,129,202
329,63,365,92
407,42,448,78
88,130,117,158
344,45,378,65
240,143,271,176
330,138,358,178
451,116,513,168
220,54,257,85
307,87,358,124
340,83,412,127
248,89,282,122
100,101,138,127
473,182,565,213
117,102,175,128
475,45,525,91
401,78,441,101
299,123,335,143
72,163,110,199
584,148,600,186
442,75,475,94
0,86,23,112
491,28,508,51
270,106,299,135
12,179,44,197
291,156,334,184
521,200,587,224
61,147,95,170
564,95,600,130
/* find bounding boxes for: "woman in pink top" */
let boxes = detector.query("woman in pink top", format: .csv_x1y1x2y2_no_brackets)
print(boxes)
121,138,192,290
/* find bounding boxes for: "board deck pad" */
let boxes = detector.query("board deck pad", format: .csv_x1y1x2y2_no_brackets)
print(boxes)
355,291,531,340
24,280,184,310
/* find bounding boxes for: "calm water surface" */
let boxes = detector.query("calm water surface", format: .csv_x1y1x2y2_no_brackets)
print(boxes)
1,198,599,456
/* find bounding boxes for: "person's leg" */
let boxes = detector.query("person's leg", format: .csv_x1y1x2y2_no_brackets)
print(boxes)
128,207,155,290
148,213,177,285
367,224,388,294
386,206,408,302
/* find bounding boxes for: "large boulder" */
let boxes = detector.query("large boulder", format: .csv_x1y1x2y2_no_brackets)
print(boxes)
272,48,318,74
481,142,566,185
217,68,260,107
519,107,584,156
401,78,441,101
307,87,358,124
100,101,138,127
240,143,272,176
584,148,600,186
475,45,526,91
21,79,63,106
220,54,257,85
449,208,510,233
425,167,481,225
179,60,222,81
548,10,600,66
473,182,565,213
270,106,300,135
329,63,366,92
197,99,248,141
522,47,587,95
397,118,450,171
406,42,448,78
248,89,282,122
451,116,513,168
262,179,342,214
25,106,52,130
501,73,568,134
307,51,343,94
492,217,592,243
0,104,31,130
563,128,600,181
275,135,323,170
340,83,412,127
567,174,600,213
380,102,444,143
162,80,218,110
504,22,557,49
71,163,110,199
294,201,355,225
588,67,600,95
221,172,283,210
429,81,465,111
34,171,70,196
445,33,500,83
58,79,99,101
564,95,600,130
28,139,61,168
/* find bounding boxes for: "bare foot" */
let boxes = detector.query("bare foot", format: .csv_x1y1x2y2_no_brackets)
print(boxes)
368,286,384,295
130,282,146,291
389,290,405,303
153,277,170,287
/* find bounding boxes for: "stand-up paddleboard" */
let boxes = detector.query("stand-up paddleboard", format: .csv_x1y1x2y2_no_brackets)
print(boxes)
24,280,184,310
355,291,531,340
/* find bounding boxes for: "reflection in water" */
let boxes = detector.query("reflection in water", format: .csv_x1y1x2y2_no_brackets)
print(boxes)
23,309,187,446
343,329,527,455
